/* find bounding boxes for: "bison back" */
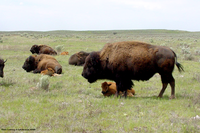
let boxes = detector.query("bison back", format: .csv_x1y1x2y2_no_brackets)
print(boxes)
38,59,62,74
100,41,176,80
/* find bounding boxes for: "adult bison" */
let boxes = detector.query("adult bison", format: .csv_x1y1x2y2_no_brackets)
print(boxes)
69,51,90,66
22,54,62,74
30,44,57,55
82,41,184,99
0,58,7,78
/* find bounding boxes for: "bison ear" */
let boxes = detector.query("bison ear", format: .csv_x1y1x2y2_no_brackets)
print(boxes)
108,83,112,86
28,56,35,63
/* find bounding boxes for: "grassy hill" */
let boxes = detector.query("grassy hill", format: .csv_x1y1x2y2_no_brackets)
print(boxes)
0,30,200,132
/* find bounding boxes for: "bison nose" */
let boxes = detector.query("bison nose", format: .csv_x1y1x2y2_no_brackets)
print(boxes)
22,65,26,70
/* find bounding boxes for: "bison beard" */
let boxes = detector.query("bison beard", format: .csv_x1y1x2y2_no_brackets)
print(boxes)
82,41,184,99
0,59,7,78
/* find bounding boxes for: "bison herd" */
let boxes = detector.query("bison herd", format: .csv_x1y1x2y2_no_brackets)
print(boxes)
2,41,184,99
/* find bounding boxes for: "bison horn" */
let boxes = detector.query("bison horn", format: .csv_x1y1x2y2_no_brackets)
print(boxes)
4,59,7,63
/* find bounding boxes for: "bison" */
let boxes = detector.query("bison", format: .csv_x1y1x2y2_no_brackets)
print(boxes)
41,68,55,76
82,41,184,99
30,44,57,55
22,54,62,74
101,81,135,97
61,51,69,55
0,58,7,78
69,51,90,66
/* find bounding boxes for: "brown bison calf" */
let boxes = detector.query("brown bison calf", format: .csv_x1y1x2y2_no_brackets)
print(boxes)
41,68,55,76
30,44,57,55
22,54,62,74
61,51,69,55
0,58,7,78
69,51,90,66
101,81,135,97
82,41,184,99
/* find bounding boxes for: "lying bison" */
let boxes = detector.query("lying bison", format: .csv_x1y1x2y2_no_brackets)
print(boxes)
41,68,55,76
101,81,135,97
0,58,7,78
69,51,90,66
82,41,184,99
30,44,57,55
22,54,62,74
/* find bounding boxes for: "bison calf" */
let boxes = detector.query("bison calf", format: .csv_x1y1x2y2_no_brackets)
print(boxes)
30,44,57,55
101,81,135,97
82,41,184,99
22,54,62,74
41,68,55,76
69,51,90,66
0,58,7,78
61,51,69,55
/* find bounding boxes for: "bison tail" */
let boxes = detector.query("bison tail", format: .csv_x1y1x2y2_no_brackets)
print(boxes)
172,50,184,72
176,62,184,72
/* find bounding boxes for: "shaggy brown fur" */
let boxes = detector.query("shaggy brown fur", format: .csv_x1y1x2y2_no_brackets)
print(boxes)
30,44,57,55
82,41,184,99
69,51,90,66
22,54,62,74
101,81,135,97
41,68,55,76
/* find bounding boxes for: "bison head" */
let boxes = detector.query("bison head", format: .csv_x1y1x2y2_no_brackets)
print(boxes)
101,82,111,94
30,45,40,54
0,59,7,78
82,52,101,83
22,56,37,72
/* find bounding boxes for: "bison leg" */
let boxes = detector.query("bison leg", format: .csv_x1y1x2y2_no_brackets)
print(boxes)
158,83,168,98
159,74,175,99
33,69,41,73
115,79,133,98
169,80,175,99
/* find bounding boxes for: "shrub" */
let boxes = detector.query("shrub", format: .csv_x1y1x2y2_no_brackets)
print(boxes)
184,54,194,61
36,75,50,90
195,50,200,56
55,45,63,53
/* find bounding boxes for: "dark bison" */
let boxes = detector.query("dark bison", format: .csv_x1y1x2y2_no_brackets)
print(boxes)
69,51,90,66
22,54,62,74
82,41,184,99
30,44,57,55
0,58,7,78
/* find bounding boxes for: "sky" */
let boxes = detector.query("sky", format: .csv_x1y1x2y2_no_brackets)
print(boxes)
1,0,200,31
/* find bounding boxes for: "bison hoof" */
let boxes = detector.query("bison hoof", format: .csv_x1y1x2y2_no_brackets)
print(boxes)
169,95,175,99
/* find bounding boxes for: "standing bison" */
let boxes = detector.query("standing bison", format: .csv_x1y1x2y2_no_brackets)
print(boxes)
22,54,62,74
69,51,90,66
30,44,57,55
82,41,184,99
0,58,7,78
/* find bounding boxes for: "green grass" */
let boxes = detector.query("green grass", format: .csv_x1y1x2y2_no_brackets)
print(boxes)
0,30,200,132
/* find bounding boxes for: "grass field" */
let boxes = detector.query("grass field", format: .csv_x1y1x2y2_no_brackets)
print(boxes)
0,30,200,132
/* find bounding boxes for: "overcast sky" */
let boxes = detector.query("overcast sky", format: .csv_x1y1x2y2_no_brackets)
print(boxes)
1,0,200,31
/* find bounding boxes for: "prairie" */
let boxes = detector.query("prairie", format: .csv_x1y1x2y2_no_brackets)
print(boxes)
0,30,200,132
